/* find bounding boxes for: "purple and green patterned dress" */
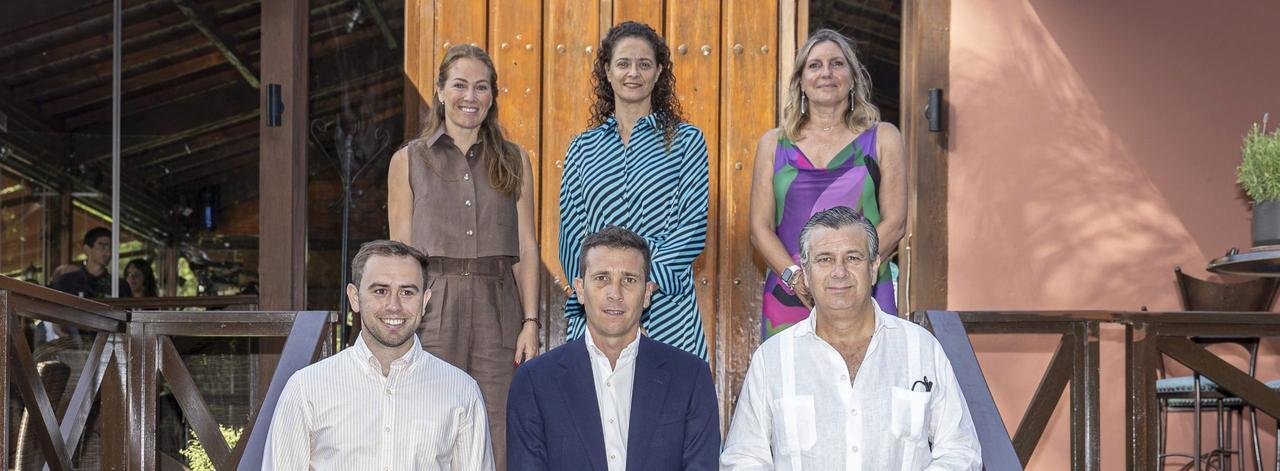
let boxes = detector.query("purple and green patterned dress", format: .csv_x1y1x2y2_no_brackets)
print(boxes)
762,125,897,338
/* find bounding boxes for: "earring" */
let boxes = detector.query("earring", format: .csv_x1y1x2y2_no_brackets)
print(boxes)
850,90,856,112
800,93,807,115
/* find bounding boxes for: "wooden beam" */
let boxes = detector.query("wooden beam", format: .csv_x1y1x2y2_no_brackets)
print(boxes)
158,336,232,466
900,0,950,313
169,0,260,88
1011,335,1072,466
259,0,308,337
0,0,168,60
358,0,398,50
8,324,73,470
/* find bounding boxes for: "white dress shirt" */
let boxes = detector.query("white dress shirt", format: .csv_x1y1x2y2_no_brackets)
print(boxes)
721,303,982,470
264,335,494,471
585,329,640,471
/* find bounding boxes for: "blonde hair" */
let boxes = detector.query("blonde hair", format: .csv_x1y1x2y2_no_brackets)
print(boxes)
780,29,880,141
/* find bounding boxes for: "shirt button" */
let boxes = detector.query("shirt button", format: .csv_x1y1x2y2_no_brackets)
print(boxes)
840,374,849,381
384,426,391,432
608,418,615,424
464,199,472,207
465,229,474,236
606,381,612,387
851,445,859,453
385,389,392,395
850,408,858,415
609,454,617,460
464,173,471,180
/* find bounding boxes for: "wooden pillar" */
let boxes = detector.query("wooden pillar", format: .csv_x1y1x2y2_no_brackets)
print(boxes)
901,0,950,313
258,0,308,403
259,0,308,311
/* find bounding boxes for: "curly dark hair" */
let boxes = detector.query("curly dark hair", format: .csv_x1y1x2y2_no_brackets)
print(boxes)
589,21,685,146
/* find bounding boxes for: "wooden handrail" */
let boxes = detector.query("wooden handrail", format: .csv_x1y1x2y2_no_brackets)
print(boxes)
0,276,127,322
100,295,258,310
917,311,1025,470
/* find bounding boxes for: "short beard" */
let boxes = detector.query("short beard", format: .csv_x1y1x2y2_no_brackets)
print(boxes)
363,321,415,349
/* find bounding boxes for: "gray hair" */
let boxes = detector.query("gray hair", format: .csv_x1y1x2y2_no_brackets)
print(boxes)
798,206,878,265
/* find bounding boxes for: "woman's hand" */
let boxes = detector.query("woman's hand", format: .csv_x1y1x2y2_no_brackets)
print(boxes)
514,321,540,365
792,270,813,309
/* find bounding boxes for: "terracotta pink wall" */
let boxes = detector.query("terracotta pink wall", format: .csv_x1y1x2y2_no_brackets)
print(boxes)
947,1,1280,468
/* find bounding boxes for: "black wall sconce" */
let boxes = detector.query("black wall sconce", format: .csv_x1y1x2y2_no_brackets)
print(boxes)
267,83,284,127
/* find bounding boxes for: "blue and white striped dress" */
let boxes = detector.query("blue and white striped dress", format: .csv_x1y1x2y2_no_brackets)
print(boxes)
558,113,710,360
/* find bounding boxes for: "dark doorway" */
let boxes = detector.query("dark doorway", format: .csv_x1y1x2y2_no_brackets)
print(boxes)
810,0,902,125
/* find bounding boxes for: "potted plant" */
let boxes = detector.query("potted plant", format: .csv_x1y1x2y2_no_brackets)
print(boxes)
1238,113,1280,246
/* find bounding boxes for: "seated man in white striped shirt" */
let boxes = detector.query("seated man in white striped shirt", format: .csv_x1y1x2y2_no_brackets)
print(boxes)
265,240,494,470
721,207,981,470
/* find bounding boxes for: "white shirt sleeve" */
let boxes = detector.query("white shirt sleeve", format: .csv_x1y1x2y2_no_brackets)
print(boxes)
263,375,313,471
720,350,775,470
453,383,496,471
923,344,983,470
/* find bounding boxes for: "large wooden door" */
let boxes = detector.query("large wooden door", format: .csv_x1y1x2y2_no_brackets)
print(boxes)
404,0,803,421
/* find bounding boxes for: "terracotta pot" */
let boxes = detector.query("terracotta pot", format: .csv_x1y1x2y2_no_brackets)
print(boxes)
1253,199,1280,247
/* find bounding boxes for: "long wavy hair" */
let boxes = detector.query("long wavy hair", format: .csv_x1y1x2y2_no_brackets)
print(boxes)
589,21,685,147
420,44,522,196
781,29,880,141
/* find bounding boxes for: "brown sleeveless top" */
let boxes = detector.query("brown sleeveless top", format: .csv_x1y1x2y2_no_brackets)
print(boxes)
407,130,519,259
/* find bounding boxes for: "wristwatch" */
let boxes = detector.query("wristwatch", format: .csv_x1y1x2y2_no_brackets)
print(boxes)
780,264,802,289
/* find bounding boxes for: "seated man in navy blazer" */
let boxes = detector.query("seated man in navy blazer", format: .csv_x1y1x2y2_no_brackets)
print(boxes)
507,225,720,471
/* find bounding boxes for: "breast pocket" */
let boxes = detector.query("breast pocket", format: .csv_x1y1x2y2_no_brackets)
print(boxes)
770,395,817,455
890,387,931,442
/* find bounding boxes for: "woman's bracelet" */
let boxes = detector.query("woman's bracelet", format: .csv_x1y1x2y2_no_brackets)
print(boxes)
521,317,541,329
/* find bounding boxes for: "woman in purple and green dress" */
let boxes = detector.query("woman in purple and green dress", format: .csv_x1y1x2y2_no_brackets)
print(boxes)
749,29,906,339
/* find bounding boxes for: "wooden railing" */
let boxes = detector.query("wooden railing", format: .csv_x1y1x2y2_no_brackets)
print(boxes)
100,295,258,311
917,310,1280,471
127,309,334,470
1,275,334,471
1,277,129,470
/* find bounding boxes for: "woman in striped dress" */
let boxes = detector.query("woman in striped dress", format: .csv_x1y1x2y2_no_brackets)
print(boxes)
749,29,906,339
558,21,710,360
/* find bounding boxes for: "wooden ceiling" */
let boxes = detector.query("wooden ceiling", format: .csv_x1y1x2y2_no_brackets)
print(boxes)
0,0,404,244
0,0,898,245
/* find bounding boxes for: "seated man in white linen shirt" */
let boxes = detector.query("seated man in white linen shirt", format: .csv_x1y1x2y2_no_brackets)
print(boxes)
264,240,494,470
721,206,981,470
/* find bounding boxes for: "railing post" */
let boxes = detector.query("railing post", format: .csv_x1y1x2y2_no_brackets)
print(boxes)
1070,320,1101,470
102,334,131,469
1126,321,1159,470
126,321,158,470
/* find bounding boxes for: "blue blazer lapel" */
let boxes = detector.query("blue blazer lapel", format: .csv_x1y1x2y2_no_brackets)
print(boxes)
626,336,671,471
558,339,609,471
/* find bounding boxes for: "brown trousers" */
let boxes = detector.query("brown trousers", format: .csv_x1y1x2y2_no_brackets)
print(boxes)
419,256,520,470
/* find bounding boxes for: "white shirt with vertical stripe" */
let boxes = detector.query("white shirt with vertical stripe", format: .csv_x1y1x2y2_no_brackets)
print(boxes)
721,303,981,470
584,328,640,471
264,334,494,470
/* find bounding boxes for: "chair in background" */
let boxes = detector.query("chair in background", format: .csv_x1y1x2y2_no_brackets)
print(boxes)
1157,266,1280,471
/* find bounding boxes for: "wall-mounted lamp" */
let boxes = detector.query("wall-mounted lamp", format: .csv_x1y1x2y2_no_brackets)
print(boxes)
267,84,284,127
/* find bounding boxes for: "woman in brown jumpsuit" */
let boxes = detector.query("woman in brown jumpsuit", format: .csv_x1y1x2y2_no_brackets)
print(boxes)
387,44,540,470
